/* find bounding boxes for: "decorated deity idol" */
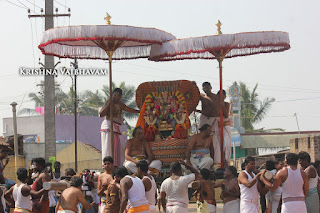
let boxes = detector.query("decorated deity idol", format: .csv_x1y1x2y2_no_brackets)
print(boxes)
144,106,159,141
172,103,189,139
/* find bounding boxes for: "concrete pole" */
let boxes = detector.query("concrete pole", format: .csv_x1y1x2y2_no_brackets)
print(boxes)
10,102,18,169
44,0,56,161
233,141,236,165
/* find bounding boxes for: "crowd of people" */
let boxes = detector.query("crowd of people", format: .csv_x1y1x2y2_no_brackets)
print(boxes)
0,141,319,213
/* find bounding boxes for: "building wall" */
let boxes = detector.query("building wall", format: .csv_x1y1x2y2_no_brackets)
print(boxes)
257,147,289,156
24,143,71,167
3,116,45,142
241,131,320,149
4,155,25,182
290,136,320,162
3,115,128,151
57,142,102,173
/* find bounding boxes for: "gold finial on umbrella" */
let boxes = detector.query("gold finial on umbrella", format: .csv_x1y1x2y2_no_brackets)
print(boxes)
216,20,222,35
104,12,111,25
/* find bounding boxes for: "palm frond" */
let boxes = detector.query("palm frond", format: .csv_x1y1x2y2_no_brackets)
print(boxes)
254,97,275,123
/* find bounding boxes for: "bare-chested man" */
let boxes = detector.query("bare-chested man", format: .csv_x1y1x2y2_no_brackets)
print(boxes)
97,156,114,213
186,124,214,171
298,151,318,213
30,157,51,213
123,126,162,174
99,88,140,167
55,176,94,213
216,90,231,165
195,168,216,213
196,82,221,165
215,166,240,213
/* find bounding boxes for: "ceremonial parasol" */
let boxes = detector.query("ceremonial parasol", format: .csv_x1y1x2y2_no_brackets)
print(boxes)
38,13,176,159
149,21,290,167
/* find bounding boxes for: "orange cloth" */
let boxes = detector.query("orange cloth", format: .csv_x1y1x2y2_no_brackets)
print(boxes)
136,102,146,131
13,207,32,213
128,204,150,213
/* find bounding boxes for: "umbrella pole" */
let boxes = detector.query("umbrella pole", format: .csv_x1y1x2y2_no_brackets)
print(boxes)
108,53,114,160
218,58,224,168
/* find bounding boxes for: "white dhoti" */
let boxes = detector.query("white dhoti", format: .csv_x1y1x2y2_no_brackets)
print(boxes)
99,203,106,213
166,202,188,213
196,200,216,213
190,150,213,171
123,157,162,174
200,115,220,164
281,201,307,213
221,125,232,164
99,196,106,213
57,210,76,213
240,200,260,213
149,205,157,213
101,119,125,167
166,206,188,213
208,204,216,213
223,199,240,213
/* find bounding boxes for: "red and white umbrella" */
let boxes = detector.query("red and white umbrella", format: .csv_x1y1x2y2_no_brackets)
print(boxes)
149,22,290,167
39,15,176,158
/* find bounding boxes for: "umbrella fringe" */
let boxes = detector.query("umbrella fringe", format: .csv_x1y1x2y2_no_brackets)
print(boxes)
39,25,176,59
149,31,290,61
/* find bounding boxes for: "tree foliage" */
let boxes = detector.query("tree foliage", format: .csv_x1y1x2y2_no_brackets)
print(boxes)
19,81,138,123
238,81,275,131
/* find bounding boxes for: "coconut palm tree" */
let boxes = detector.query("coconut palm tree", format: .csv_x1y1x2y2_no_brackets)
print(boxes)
18,81,70,115
238,81,275,131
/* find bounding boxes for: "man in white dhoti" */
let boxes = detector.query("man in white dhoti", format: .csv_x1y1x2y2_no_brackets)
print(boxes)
160,161,199,213
216,90,231,165
238,156,268,213
123,126,162,174
99,88,140,167
261,153,309,213
185,124,214,172
196,82,221,165
197,83,231,166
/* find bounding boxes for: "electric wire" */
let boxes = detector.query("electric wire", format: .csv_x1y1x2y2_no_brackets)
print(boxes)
5,0,25,9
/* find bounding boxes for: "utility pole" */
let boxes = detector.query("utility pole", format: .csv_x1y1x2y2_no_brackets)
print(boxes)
70,59,78,172
294,113,301,135
28,1,70,162
44,0,56,162
10,102,18,171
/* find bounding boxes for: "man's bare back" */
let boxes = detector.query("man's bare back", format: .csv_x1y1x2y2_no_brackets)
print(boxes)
58,187,82,212
201,179,216,205
200,93,219,117
221,178,240,203
58,187,92,213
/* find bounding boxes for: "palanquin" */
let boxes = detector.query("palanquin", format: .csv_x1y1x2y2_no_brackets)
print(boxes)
135,80,200,165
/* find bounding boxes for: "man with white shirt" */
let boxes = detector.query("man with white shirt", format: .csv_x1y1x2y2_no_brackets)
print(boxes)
160,161,199,213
